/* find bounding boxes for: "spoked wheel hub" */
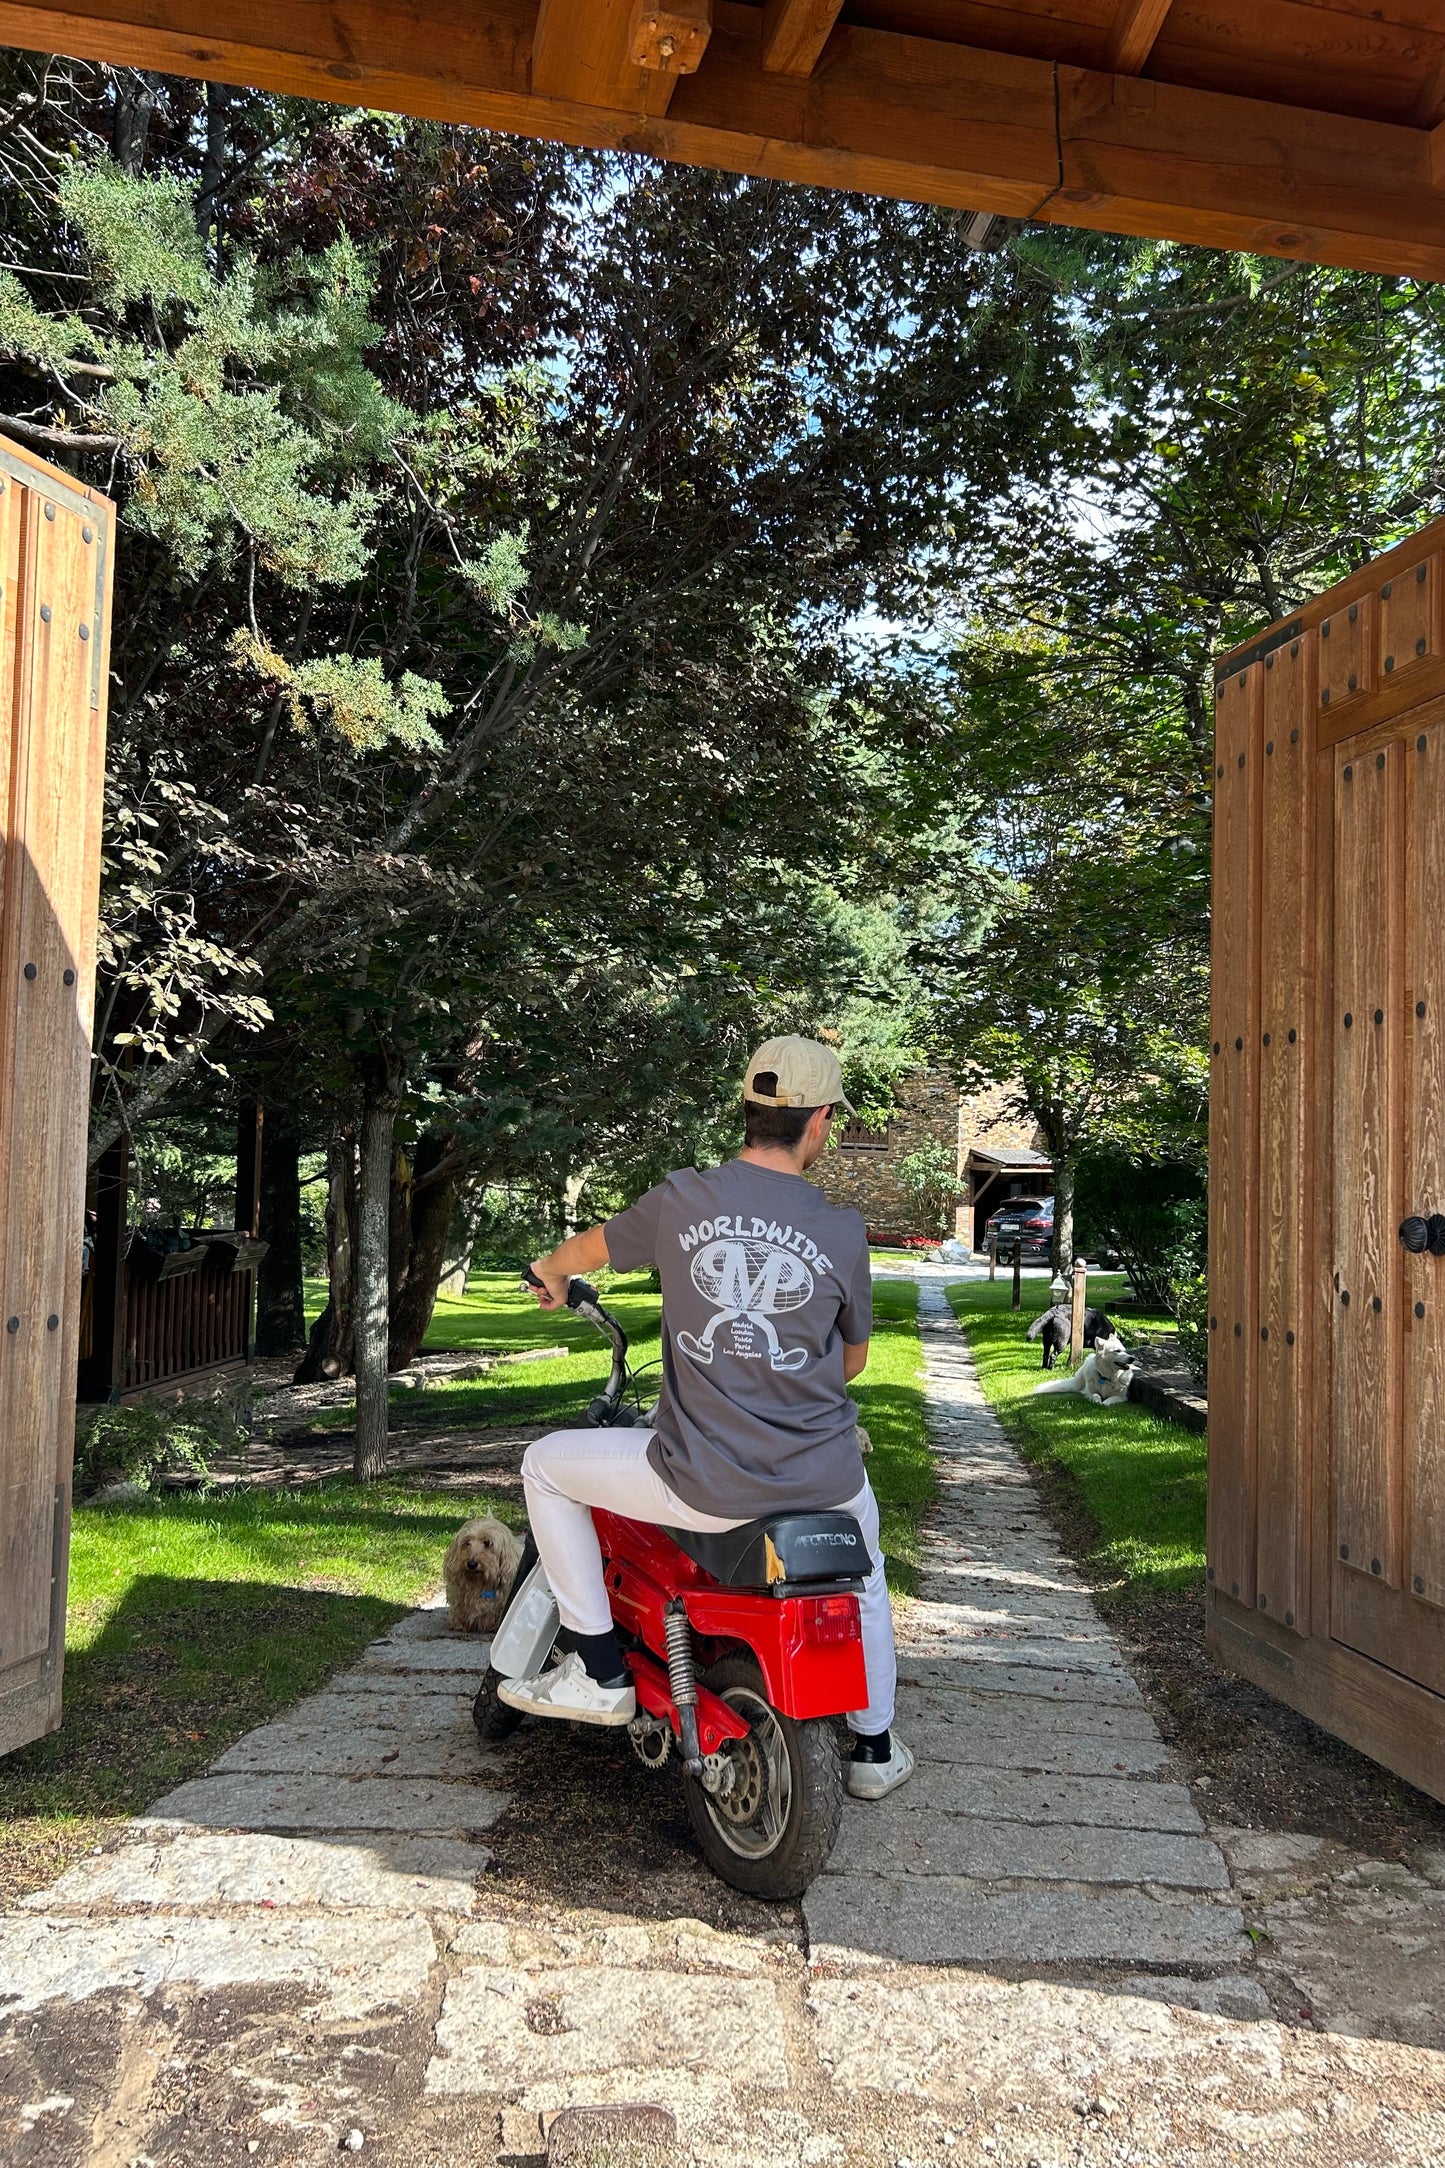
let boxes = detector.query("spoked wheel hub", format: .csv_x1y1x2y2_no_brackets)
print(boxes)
699,1686,787,1859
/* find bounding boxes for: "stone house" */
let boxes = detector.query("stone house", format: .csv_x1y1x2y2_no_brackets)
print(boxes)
807,1069,1050,1247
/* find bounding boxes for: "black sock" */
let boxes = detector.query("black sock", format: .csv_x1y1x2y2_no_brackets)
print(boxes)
851,1727,892,1764
574,1628,629,1689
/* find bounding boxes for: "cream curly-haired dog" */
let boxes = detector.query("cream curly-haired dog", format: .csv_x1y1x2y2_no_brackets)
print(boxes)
443,1515,523,1633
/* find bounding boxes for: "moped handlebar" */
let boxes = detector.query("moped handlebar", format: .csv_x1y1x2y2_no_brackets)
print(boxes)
521,1264,630,1411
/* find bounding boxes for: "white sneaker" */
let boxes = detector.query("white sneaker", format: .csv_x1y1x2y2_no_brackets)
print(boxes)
847,1736,915,1800
496,1651,637,1727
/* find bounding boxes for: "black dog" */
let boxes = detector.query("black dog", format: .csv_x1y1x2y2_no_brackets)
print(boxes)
1026,1304,1114,1370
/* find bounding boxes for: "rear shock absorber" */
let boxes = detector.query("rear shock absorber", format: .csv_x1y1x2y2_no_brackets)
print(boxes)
664,1598,703,1775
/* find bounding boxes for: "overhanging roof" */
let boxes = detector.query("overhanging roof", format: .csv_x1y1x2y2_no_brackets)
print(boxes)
2,1,1444,280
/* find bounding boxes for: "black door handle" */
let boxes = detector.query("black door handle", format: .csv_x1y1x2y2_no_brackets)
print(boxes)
1399,1214,1445,1255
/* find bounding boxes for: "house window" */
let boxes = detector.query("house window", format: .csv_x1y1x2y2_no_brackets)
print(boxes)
839,1118,890,1152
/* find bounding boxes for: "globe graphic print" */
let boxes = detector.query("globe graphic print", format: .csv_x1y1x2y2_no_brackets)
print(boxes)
691,1239,814,1313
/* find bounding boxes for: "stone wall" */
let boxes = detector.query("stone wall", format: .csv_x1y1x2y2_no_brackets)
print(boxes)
807,1071,1047,1242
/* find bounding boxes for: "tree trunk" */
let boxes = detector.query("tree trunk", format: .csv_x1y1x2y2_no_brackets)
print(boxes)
1051,1154,1076,1277
111,69,161,174
437,1186,486,1300
354,1084,400,1483
195,81,232,243
255,1105,306,1357
561,1164,590,1237
292,1129,356,1383
387,1133,463,1369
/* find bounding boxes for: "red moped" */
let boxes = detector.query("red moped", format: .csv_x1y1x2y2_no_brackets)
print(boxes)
472,1276,869,1898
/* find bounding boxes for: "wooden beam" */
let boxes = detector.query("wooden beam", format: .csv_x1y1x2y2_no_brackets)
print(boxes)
1433,117,1445,194
0,1,1443,281
1101,0,1172,77
760,0,841,77
531,0,709,117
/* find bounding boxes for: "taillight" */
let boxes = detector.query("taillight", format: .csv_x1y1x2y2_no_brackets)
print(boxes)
801,1594,860,1646
1025,1217,1047,1229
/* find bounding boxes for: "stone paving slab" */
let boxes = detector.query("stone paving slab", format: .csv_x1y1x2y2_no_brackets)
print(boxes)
899,1621,1133,1675
828,1808,1230,1889
20,1829,487,1914
904,1715,1171,1776
354,1637,492,1673
425,1966,792,2093
806,1972,1264,2098
896,1656,1143,1708
327,1665,484,1696
897,1763,1203,1831
807,1877,1245,1968
143,1770,509,1835
899,1673,1153,1724
271,1688,479,1732
0,1910,438,2018
903,1576,1103,1624
212,1711,491,1779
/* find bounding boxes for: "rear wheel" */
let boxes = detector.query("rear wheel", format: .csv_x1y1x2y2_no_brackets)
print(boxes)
683,1653,843,1900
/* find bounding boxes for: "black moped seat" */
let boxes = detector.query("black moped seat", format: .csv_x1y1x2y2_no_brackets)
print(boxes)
664,1511,869,1592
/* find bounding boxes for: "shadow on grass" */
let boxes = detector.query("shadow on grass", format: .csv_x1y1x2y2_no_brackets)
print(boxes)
1,1577,409,1843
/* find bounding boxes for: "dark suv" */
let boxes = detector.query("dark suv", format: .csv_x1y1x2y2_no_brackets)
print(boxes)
985,1196,1054,1260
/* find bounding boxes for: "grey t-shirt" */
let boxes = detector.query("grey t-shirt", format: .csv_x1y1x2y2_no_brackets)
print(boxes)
604,1160,872,1518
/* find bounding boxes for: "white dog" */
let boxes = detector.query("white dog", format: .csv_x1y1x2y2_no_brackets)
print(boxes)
1032,1332,1137,1407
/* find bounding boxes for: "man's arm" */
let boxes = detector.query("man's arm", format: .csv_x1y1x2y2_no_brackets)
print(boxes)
843,1340,869,1383
530,1224,611,1309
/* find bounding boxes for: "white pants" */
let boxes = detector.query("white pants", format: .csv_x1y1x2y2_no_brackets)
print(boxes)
520,1427,897,1736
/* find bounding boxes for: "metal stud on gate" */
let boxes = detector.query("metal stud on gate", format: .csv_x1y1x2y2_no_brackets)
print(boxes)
43,503,54,522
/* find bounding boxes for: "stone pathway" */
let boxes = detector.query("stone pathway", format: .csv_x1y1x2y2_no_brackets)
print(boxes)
806,1284,1248,1986
7,1282,1445,2164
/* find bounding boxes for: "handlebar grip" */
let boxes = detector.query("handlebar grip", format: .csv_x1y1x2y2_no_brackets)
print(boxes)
566,1279,599,1310
521,1266,547,1290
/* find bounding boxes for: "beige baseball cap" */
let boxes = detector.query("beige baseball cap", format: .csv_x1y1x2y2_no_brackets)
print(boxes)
743,1035,854,1114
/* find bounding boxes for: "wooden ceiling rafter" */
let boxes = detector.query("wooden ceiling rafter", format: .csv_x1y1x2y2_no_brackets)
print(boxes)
1102,0,1173,78
531,0,711,116
759,0,843,76
0,0,1444,282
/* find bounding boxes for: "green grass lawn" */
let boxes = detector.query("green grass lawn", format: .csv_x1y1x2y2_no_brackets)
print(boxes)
0,1481,511,1906
947,1274,1206,1593
308,1268,667,1432
853,1277,932,1595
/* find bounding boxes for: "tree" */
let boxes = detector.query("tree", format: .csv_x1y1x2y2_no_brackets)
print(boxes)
895,1141,965,1241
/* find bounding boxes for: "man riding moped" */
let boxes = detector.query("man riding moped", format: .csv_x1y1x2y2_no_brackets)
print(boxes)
499,1034,913,1801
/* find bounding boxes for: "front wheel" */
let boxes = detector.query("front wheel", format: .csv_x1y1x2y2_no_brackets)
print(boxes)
683,1653,843,1900
472,1666,525,1743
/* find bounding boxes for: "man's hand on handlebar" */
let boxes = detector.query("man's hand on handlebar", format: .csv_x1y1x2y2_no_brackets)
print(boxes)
524,1224,613,1310
525,1261,570,1311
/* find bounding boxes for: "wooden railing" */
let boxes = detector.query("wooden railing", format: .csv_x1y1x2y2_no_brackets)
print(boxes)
121,1231,266,1395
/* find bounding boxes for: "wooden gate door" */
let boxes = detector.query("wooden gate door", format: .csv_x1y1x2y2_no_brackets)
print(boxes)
0,437,112,1758
1208,515,1445,1802
1328,704,1445,1688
